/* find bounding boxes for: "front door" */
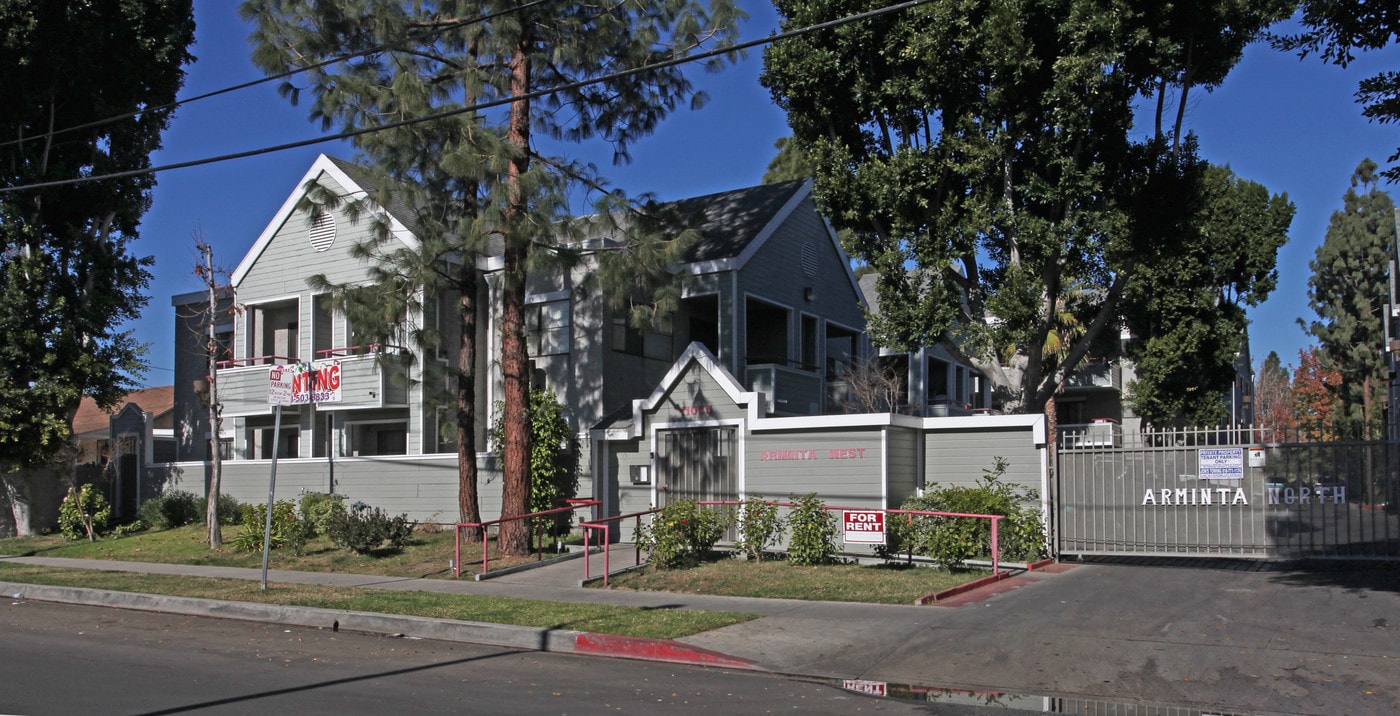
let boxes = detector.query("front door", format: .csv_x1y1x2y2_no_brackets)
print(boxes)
656,428,737,514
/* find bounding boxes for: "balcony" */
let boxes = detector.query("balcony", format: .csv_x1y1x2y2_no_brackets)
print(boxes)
213,352,409,416
1063,361,1121,391
746,362,824,416
1060,420,1122,448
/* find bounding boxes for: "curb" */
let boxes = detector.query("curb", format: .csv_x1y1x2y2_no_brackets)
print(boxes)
912,570,1014,605
1,581,758,670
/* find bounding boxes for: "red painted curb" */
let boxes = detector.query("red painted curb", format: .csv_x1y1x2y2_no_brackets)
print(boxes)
914,570,1012,605
1026,558,1057,571
573,633,759,670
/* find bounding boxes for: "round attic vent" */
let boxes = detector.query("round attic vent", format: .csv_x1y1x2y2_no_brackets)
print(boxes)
309,212,336,252
801,240,818,277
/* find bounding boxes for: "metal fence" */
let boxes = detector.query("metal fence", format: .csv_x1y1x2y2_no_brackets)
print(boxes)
1056,425,1400,560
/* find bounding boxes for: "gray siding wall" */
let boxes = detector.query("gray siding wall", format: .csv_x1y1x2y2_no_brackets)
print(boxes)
607,440,654,542
745,428,885,508
229,170,433,459
885,426,921,507
736,198,865,360
651,364,747,424
924,426,1044,501
236,174,379,305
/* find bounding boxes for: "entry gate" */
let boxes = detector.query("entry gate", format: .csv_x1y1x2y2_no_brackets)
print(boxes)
1056,426,1400,560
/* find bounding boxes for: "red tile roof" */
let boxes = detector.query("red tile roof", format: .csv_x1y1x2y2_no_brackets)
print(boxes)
71,386,175,436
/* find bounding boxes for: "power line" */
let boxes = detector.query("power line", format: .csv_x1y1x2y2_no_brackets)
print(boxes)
0,0,553,152
0,0,932,195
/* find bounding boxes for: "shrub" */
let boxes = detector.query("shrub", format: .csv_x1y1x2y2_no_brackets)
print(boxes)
490,389,579,538
636,500,733,570
327,502,416,555
735,499,785,560
59,484,111,541
112,519,149,537
214,493,243,525
298,492,346,536
232,500,312,555
139,490,202,530
786,493,837,566
880,458,1047,570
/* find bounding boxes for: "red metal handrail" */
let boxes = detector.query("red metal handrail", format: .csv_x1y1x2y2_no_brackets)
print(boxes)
453,498,600,578
315,344,409,358
579,508,663,587
216,355,299,369
605,500,1006,580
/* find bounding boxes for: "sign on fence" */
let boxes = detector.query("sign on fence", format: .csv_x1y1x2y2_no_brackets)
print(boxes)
1198,447,1244,480
842,510,886,545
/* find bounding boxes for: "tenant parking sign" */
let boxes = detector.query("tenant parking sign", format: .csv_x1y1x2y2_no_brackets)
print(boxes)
1199,447,1245,480
843,510,886,545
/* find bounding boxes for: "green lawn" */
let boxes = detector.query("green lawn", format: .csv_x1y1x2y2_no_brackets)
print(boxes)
601,558,988,605
0,526,990,637
0,562,754,639
0,525,546,578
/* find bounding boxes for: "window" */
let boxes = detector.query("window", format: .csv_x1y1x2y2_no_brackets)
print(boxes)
347,422,408,457
801,315,818,371
252,427,299,459
527,298,570,356
247,299,299,364
613,314,644,355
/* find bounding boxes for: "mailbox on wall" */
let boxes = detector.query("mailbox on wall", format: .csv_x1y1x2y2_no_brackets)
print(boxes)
629,465,650,485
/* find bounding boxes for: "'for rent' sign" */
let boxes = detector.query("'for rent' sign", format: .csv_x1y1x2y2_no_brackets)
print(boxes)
842,510,886,545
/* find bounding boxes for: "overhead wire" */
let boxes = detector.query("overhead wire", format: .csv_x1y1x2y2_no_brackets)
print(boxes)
0,0,933,194
0,0,554,152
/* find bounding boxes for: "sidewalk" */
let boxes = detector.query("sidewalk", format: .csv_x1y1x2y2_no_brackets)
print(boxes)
3,549,1397,715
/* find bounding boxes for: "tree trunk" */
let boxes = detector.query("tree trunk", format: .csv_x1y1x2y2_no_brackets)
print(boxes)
497,39,533,556
456,264,482,538
2,470,34,537
201,243,224,549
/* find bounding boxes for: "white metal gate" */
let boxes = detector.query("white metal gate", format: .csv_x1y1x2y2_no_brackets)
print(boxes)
1056,426,1400,560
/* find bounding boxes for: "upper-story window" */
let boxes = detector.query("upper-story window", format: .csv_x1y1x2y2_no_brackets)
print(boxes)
527,298,570,357
246,298,299,365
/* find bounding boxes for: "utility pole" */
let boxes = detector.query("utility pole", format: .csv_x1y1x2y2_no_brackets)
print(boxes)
196,239,228,548
1388,208,1400,442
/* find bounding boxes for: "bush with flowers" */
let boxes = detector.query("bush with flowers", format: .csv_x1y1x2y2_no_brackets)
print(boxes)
735,498,785,560
636,499,733,569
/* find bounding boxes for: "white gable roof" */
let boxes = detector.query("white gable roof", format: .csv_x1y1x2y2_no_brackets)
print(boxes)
230,154,420,286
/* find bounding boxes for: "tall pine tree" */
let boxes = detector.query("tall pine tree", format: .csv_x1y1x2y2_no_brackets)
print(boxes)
243,0,739,554
1304,159,1396,440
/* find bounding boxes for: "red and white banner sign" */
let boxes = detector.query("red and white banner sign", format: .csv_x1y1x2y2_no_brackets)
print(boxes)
268,361,342,406
842,510,886,545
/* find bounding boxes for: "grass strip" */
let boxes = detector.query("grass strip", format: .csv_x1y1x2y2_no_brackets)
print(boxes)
0,563,756,639
0,527,548,578
601,558,989,604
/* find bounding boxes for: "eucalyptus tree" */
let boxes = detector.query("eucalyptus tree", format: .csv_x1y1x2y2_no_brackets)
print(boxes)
1277,2,1400,180
242,0,739,554
0,1,194,533
761,0,1291,417
1123,163,1292,426
1304,159,1395,440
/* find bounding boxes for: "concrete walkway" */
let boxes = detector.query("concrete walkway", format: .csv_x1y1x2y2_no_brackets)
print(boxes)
3,550,1396,715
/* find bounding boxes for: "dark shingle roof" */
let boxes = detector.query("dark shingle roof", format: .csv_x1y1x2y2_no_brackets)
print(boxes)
663,180,807,263
326,155,808,264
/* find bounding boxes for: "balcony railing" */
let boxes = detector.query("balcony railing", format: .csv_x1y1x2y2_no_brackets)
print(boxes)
746,362,824,416
1063,361,1120,390
213,352,409,416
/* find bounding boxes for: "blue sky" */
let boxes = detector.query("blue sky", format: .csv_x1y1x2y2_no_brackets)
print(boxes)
134,3,1399,388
